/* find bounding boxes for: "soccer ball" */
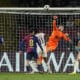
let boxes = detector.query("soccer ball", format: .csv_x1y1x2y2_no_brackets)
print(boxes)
44,5,50,10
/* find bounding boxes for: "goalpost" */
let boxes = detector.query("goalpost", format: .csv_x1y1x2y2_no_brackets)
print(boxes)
0,7,80,72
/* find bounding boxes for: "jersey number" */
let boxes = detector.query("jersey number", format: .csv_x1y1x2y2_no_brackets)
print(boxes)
29,39,34,47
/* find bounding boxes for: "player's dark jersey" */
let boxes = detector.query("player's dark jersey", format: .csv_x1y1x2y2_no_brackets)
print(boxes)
19,34,43,53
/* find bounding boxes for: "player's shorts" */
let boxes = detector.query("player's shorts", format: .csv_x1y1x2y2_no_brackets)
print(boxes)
46,42,57,52
46,46,56,51
27,52,38,61
37,44,47,58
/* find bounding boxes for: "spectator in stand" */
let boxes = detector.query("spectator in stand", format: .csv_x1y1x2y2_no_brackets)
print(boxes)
66,16,74,28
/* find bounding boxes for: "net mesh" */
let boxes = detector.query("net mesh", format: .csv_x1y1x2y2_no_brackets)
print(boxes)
0,14,79,51
0,9,80,72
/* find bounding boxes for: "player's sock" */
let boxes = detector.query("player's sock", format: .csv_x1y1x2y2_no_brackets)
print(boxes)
26,66,30,73
73,60,79,73
37,64,43,72
47,63,52,73
29,61,39,72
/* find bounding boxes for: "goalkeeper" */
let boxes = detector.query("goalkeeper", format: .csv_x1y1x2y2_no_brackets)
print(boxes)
46,16,71,73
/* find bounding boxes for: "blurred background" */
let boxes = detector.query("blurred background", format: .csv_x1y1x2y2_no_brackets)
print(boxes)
0,0,80,7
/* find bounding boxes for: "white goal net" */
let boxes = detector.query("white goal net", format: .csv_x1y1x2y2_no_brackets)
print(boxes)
0,7,80,72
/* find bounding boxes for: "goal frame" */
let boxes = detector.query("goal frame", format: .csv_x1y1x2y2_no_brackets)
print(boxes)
0,7,80,10
0,7,80,15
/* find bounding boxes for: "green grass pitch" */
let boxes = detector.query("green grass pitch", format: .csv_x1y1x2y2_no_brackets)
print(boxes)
0,73,79,80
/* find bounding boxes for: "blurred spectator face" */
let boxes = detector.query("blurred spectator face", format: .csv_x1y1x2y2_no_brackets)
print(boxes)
77,32,80,37
59,25,64,31
69,16,73,21
66,16,74,27
78,40,80,47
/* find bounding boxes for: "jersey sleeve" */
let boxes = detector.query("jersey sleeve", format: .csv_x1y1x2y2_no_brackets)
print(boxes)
62,33,70,42
53,19,58,31
19,37,26,51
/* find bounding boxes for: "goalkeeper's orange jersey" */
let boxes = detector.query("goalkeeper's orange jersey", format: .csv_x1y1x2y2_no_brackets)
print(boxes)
46,20,70,52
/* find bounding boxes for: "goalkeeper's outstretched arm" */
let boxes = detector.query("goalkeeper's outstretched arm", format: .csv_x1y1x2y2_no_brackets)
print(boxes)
53,16,58,31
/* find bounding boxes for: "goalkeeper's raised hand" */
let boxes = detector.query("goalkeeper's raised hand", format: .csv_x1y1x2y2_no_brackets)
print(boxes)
53,16,58,20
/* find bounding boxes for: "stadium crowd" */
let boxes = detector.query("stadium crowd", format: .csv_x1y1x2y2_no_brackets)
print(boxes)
0,0,80,7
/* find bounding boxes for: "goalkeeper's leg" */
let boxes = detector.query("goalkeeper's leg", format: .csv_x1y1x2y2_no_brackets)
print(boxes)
46,46,56,74
42,58,48,72
42,47,48,72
